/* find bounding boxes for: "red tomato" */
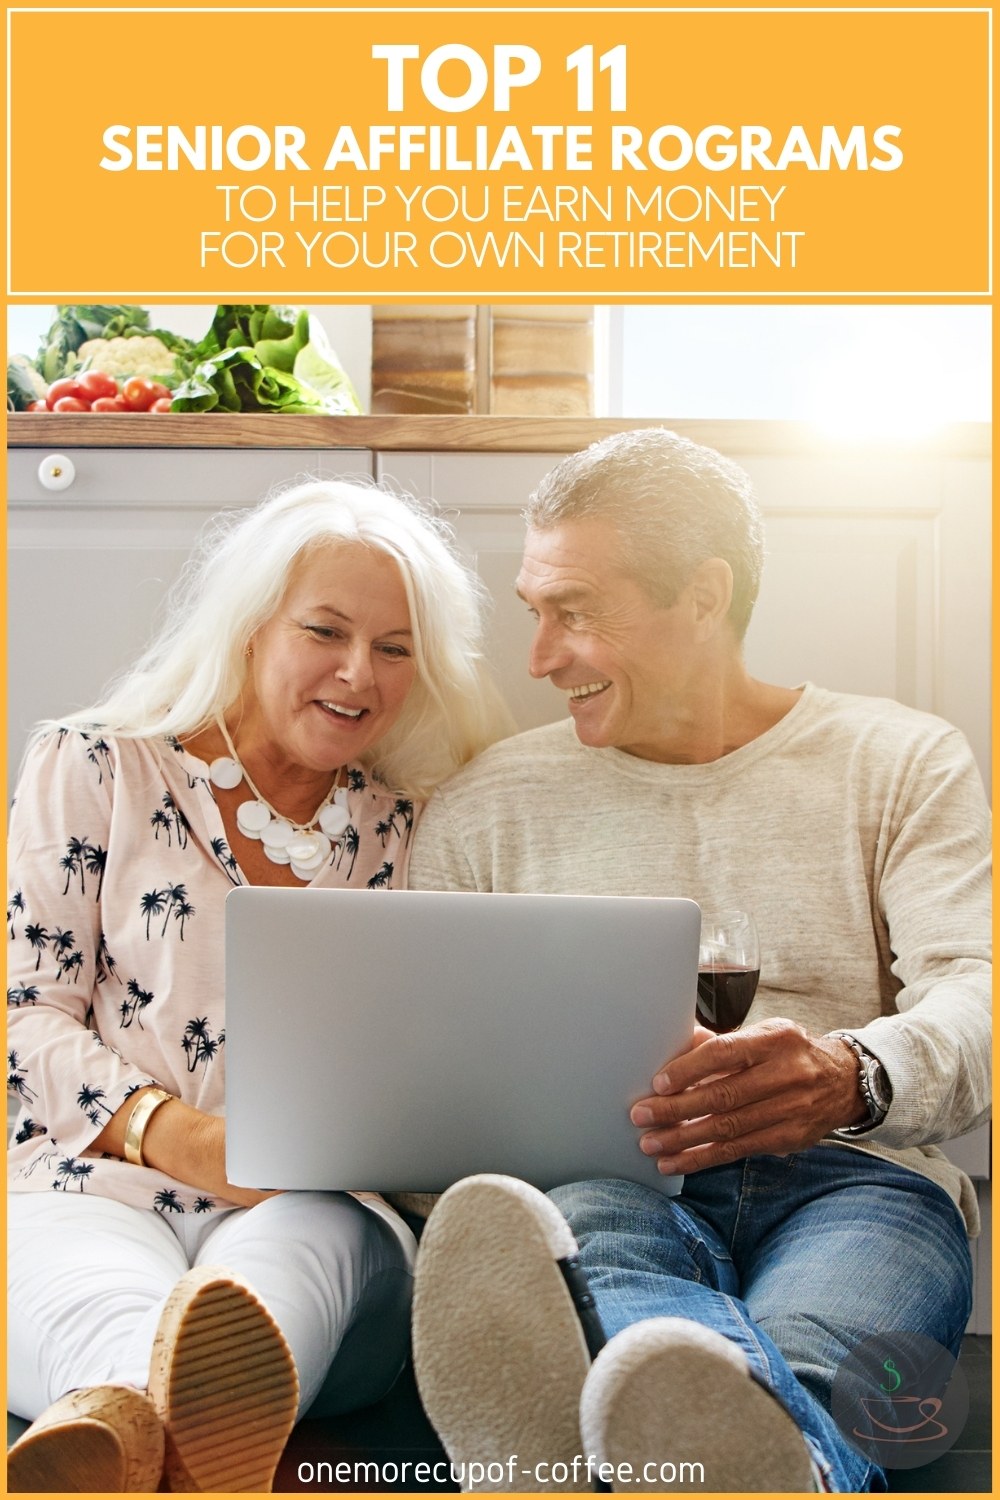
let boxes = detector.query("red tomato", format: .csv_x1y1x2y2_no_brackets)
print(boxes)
52,396,89,412
77,370,119,403
149,397,174,413
26,399,49,411
46,377,87,410
146,382,172,405
122,377,157,411
90,395,128,412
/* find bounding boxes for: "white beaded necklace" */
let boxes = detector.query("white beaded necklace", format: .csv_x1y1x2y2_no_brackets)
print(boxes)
207,717,352,882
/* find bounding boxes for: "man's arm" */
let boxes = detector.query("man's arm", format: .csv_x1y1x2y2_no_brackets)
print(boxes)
632,726,991,1174
848,726,991,1147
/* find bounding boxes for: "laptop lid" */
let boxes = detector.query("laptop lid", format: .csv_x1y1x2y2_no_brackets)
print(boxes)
225,887,700,1196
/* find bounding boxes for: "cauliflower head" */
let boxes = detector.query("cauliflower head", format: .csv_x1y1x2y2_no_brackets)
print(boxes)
78,336,178,381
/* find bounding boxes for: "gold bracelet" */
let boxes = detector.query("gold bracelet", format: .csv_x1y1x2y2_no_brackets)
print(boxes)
123,1088,174,1166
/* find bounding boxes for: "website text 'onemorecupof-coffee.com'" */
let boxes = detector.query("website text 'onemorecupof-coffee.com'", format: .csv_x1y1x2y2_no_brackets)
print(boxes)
295,1454,707,1488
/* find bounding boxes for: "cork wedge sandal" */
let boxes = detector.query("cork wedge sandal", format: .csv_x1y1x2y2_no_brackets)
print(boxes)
147,1265,299,1493
412,1174,605,1493
6,1384,164,1493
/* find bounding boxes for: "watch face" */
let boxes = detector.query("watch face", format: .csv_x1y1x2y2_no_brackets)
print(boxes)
867,1059,891,1115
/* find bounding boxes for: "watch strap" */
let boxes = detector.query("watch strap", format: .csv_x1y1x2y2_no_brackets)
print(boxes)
828,1030,891,1137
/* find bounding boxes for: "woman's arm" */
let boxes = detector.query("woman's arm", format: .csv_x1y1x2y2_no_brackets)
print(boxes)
8,730,271,1206
8,732,161,1157
91,1090,274,1208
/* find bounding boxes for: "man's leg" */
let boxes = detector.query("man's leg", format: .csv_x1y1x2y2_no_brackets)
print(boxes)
740,1147,973,1485
551,1172,880,1490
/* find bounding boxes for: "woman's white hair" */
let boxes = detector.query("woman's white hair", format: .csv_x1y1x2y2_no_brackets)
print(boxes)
50,476,513,798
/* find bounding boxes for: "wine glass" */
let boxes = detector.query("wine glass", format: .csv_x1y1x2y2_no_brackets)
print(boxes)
696,909,760,1034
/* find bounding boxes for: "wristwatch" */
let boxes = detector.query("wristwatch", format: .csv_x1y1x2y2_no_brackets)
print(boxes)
827,1031,893,1136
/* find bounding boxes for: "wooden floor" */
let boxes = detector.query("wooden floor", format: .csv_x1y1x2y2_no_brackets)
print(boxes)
275,1336,993,1493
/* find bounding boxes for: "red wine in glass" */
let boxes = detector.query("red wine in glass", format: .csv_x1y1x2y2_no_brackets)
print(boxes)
697,911,760,1034
696,965,760,1033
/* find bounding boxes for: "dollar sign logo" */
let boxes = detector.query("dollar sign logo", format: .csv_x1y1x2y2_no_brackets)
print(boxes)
880,1357,902,1393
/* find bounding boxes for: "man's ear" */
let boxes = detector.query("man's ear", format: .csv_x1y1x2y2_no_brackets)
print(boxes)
688,558,734,637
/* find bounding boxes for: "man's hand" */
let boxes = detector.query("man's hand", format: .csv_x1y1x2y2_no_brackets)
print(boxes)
630,1019,867,1174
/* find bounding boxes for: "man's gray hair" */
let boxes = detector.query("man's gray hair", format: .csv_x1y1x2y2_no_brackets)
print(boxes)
525,428,765,639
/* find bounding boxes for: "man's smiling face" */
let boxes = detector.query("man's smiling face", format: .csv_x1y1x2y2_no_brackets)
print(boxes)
517,517,705,762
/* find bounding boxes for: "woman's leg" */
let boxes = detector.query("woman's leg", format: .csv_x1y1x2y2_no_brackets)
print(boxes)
194,1191,417,1416
8,1193,308,1492
7,1193,189,1419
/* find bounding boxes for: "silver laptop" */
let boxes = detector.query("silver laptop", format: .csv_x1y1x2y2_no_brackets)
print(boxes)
225,887,700,1196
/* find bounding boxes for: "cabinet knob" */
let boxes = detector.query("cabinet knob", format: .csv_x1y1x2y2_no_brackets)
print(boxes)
37,454,76,491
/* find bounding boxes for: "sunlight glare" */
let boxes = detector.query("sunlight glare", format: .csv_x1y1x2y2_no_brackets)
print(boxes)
807,328,979,442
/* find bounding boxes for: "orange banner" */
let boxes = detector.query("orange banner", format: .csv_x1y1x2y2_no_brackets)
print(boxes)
7,6,992,298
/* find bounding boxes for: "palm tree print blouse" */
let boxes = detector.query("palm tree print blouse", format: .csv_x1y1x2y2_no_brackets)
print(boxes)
7,729,418,1214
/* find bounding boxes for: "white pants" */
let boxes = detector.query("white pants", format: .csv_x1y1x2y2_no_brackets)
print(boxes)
8,1191,417,1423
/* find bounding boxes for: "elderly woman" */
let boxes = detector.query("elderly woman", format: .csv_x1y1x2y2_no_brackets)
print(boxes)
7,477,511,1492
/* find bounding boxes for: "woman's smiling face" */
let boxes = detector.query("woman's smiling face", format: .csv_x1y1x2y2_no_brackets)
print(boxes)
240,541,418,776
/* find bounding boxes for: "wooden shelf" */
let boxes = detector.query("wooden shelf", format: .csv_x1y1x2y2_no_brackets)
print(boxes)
5,412,990,457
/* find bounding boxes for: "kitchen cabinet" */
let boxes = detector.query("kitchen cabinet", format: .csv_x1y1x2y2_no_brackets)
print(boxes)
377,448,570,730
18,424,988,788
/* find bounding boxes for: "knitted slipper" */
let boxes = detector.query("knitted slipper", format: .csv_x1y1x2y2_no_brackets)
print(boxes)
412,1174,605,1493
146,1265,299,1493
7,1384,164,1493
579,1317,816,1492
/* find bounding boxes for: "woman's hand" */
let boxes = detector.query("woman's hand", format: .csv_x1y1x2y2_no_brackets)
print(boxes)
92,1088,280,1208
162,1109,282,1208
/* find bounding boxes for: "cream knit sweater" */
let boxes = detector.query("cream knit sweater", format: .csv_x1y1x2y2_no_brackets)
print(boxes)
409,685,992,1231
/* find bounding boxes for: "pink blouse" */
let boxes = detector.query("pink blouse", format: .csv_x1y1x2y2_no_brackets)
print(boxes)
7,728,419,1214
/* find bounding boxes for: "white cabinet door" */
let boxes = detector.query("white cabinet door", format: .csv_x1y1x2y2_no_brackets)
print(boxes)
8,448,373,787
738,449,991,786
377,450,568,731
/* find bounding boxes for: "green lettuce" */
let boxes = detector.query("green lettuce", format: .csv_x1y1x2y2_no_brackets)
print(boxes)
173,305,361,414
170,346,329,414
292,317,360,413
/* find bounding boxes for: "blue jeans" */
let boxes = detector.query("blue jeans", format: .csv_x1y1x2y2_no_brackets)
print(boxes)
550,1147,973,1493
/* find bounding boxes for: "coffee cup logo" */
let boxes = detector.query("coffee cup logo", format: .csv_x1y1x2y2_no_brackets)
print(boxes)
853,1395,948,1444
831,1332,969,1470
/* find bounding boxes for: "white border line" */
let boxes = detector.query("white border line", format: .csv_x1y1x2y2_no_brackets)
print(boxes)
6,7,12,300
988,7,994,287
15,290,992,298
7,5,993,299
5,7,995,12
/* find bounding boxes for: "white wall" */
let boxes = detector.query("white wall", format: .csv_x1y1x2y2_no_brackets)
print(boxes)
613,305,991,426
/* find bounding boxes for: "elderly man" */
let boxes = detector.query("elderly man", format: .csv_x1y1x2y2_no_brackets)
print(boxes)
407,429,990,1493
